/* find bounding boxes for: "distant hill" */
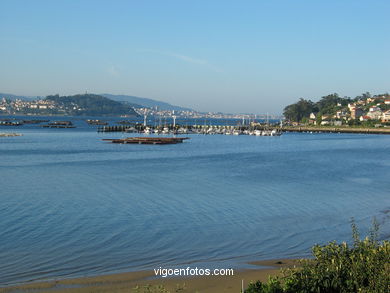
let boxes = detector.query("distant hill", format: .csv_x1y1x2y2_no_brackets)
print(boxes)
0,93,37,101
1,91,193,112
101,93,193,111
45,94,139,116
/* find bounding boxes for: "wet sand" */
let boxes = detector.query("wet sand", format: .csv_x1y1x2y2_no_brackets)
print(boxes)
0,259,301,293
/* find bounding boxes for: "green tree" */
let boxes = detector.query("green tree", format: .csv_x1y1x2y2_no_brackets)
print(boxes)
283,99,316,122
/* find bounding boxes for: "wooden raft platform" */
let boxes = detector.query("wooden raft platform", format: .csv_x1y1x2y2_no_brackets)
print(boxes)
102,137,190,145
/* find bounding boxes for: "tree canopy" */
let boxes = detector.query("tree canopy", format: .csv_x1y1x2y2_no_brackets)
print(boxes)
283,93,356,122
283,98,317,122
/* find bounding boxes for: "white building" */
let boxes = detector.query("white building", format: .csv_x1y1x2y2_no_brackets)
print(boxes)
367,109,383,120
369,106,381,112
382,110,390,122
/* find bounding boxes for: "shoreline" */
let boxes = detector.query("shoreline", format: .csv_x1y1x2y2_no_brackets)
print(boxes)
0,258,301,293
282,126,390,134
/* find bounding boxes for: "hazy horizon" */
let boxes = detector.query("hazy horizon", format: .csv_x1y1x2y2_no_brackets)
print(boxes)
1,0,389,114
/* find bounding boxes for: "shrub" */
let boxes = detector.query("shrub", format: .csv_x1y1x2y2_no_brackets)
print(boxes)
245,219,390,293
245,277,284,293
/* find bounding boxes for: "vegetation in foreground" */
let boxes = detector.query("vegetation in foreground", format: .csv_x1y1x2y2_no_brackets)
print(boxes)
129,221,389,293
245,220,389,293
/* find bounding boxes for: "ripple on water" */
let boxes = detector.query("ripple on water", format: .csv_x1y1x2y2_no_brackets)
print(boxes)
0,131,389,285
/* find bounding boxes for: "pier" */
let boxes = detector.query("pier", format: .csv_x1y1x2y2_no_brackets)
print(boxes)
97,124,282,136
98,125,132,132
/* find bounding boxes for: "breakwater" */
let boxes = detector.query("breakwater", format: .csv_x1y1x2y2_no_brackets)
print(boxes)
282,126,390,134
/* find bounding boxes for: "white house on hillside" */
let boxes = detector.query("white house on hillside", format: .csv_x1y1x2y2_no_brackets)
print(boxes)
382,110,390,122
367,108,383,120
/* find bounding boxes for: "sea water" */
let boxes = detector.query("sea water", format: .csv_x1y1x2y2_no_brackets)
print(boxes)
0,126,389,285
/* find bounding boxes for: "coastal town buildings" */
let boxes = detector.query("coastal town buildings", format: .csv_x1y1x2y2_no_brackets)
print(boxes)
350,107,364,119
382,110,390,122
1,93,389,125
0,95,281,120
0,98,56,114
286,94,390,127
367,106,383,120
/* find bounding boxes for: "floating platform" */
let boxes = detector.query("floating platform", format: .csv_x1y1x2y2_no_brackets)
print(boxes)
0,133,22,137
86,119,108,125
22,119,49,124
41,125,76,128
0,121,23,126
41,121,75,128
102,137,190,145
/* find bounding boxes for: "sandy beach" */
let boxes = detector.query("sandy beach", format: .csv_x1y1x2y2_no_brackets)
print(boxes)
0,259,300,293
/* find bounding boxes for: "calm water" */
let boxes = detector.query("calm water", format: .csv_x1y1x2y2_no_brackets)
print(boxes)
0,126,389,285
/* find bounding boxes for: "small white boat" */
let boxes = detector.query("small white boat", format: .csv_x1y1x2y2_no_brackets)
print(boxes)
161,127,170,134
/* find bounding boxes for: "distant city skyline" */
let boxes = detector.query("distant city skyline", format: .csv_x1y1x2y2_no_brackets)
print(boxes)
1,0,389,114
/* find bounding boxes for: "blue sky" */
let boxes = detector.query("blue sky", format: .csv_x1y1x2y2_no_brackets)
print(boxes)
0,0,389,114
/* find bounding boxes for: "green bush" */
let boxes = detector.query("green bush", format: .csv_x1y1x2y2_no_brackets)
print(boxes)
245,277,284,293
245,220,390,293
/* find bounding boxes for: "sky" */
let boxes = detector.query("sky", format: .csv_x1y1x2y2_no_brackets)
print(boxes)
0,0,389,114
